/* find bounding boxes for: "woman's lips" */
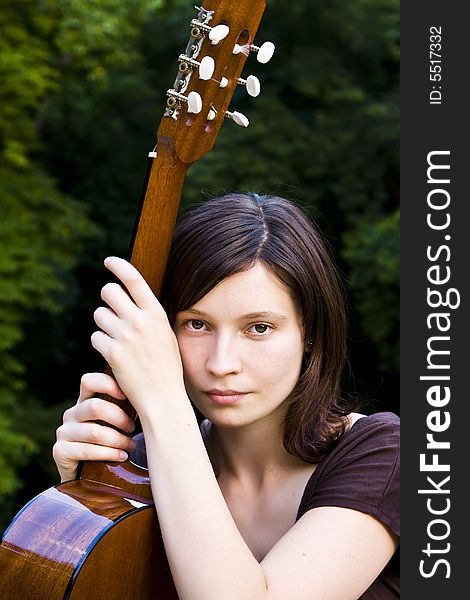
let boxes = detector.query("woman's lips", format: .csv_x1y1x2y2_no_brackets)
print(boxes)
206,390,247,405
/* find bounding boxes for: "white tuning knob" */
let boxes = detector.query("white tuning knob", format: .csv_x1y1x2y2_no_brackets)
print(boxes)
255,41,275,63
199,55,215,79
166,89,203,114
219,77,229,88
232,41,275,63
178,54,215,80
226,110,250,127
209,24,230,44
207,107,217,121
232,44,246,56
187,91,203,114
238,75,260,97
190,19,230,45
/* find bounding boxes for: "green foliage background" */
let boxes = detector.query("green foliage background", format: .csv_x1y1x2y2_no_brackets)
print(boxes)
0,0,399,529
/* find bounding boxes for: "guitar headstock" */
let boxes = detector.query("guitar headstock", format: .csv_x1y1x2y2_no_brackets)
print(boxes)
155,0,272,164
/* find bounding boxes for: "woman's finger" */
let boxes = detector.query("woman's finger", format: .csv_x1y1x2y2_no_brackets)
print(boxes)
53,440,130,476
93,306,121,338
103,257,160,312
56,421,135,451
100,282,136,319
66,397,135,433
78,372,127,402
52,425,132,483
90,330,113,363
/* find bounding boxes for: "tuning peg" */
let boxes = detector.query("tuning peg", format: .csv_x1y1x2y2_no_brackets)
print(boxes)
190,20,230,45
233,41,275,64
220,75,260,96
232,44,249,57
207,106,217,121
178,54,215,80
198,56,215,79
208,24,230,44
254,41,276,63
166,89,203,114
187,91,203,113
237,75,261,97
225,110,249,127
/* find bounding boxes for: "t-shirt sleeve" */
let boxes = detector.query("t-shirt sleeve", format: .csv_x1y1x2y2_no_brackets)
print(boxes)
298,412,400,537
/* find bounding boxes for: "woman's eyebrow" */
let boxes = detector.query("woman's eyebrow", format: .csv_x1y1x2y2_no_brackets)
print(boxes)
181,308,207,316
181,308,288,321
242,311,288,321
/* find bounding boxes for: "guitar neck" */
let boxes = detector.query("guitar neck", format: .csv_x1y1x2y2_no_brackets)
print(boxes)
129,136,189,297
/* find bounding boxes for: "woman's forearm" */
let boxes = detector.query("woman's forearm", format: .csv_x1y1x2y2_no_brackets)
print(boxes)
139,395,269,600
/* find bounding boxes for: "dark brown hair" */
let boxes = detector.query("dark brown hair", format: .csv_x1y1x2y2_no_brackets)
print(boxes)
161,192,349,462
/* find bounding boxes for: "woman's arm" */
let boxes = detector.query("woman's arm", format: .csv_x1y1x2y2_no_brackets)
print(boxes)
140,398,397,600
89,257,397,600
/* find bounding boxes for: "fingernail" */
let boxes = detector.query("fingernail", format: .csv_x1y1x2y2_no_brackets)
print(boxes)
119,451,128,461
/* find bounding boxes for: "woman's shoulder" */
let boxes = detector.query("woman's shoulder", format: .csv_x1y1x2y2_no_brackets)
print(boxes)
332,410,400,472
297,411,400,535
347,410,400,430
330,410,400,464
345,410,400,439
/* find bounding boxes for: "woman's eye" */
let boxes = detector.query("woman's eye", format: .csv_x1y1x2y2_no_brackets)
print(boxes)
248,323,271,335
189,319,205,330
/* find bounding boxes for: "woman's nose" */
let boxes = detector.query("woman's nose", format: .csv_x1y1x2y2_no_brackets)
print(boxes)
205,335,242,377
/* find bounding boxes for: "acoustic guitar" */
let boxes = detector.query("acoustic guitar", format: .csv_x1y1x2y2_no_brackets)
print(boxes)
0,1,273,597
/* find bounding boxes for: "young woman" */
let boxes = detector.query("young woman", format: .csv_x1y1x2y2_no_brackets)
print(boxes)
53,193,400,600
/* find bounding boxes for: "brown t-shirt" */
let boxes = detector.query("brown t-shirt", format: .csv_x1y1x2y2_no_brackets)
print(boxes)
296,411,400,599
131,411,400,598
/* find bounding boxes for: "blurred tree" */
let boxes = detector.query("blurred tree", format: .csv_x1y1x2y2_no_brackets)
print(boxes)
342,210,400,372
0,167,92,489
0,0,156,520
0,1,93,506
0,0,399,528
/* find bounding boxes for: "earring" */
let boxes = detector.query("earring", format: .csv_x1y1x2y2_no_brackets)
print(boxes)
305,339,313,352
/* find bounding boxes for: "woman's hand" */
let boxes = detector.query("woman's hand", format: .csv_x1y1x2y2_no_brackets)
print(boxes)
53,372,136,482
90,257,186,416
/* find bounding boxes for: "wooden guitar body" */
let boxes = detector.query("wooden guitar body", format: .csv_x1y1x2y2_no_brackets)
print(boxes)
0,471,178,599
0,1,270,597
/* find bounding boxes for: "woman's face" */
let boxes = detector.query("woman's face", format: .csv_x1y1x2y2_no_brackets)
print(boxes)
174,262,305,429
